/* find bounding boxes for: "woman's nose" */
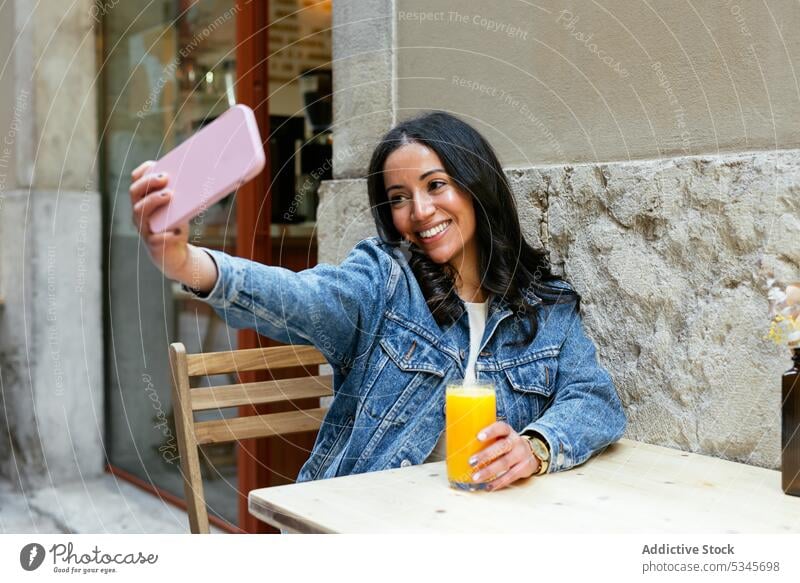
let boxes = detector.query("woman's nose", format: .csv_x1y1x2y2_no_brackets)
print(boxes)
411,191,435,221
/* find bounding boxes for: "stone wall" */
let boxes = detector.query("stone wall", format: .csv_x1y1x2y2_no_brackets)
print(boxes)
395,0,800,167
0,0,103,488
318,149,800,470
331,0,395,178
0,191,103,487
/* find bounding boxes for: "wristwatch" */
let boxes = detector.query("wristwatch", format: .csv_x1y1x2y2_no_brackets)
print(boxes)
522,433,550,476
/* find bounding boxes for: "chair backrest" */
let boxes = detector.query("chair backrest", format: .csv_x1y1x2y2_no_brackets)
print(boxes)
169,342,331,534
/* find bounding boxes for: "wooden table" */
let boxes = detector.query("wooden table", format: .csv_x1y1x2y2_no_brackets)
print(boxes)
248,439,800,533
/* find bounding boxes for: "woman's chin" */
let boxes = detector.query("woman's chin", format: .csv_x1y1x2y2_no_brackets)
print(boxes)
421,248,454,265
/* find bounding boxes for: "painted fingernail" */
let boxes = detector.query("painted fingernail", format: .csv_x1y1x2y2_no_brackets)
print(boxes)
477,432,487,441
160,190,169,197
472,472,482,481
468,456,478,467
157,173,166,179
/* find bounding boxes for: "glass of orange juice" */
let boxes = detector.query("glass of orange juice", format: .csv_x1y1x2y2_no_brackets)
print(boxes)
446,381,496,490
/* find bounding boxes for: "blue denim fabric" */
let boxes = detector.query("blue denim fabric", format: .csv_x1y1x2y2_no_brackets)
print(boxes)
196,237,626,482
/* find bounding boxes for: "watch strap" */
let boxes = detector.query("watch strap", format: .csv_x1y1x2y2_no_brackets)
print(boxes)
522,432,550,476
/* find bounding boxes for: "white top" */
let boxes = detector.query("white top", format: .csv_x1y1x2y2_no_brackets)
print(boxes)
463,300,489,384
425,299,489,463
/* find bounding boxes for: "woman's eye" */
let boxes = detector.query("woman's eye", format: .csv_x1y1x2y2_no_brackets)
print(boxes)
429,180,446,191
390,195,409,205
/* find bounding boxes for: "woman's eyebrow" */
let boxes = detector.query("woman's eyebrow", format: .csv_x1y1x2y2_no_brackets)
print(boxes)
386,168,446,193
420,168,446,180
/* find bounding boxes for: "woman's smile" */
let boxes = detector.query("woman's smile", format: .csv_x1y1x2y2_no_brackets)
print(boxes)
417,219,452,242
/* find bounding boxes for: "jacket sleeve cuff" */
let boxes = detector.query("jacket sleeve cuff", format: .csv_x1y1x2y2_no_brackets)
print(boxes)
521,421,571,473
180,248,238,309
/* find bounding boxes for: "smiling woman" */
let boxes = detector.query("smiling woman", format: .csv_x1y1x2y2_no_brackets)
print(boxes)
383,142,482,299
367,111,573,344
129,110,627,492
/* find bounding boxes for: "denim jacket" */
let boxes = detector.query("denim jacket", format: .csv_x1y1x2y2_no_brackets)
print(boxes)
197,237,626,483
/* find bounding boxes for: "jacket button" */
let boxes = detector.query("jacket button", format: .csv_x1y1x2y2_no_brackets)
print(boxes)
400,459,412,468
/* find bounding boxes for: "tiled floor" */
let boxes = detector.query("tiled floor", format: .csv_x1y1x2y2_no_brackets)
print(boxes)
0,475,224,534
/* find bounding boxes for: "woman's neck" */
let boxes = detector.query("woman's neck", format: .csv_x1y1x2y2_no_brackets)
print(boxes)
452,260,487,302
458,284,488,303
450,239,487,303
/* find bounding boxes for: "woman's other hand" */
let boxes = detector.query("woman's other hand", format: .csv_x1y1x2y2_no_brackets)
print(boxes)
468,421,540,491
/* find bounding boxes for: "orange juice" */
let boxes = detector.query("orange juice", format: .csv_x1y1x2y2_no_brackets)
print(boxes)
445,382,496,490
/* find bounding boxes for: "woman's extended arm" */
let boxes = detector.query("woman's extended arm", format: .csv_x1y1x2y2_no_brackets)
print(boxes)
193,240,394,368
129,160,394,368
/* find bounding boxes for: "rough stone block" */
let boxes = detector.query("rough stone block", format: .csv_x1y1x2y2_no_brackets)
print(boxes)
0,190,103,488
317,178,377,264
534,151,800,469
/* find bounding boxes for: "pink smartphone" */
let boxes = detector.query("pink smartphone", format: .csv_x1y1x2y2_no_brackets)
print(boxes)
147,104,266,233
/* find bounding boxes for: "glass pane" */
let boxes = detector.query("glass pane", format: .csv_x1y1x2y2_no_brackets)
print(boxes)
102,0,240,527
268,0,332,227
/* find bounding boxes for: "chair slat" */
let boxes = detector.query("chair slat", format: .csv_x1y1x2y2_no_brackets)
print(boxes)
186,345,327,376
194,407,328,445
190,375,334,411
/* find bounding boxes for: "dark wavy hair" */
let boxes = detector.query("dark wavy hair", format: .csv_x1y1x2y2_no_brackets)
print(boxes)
367,111,579,345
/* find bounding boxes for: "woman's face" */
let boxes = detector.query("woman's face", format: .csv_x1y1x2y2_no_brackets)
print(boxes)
383,142,478,269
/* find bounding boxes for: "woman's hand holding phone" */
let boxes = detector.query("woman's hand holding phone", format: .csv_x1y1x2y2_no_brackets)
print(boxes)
129,160,217,293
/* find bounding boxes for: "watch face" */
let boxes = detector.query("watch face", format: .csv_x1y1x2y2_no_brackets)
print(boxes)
531,438,550,461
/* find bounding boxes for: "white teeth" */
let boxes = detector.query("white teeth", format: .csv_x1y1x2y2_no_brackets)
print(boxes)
418,220,451,239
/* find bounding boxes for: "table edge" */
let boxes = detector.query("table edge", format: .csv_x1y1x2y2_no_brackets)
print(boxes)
248,493,336,534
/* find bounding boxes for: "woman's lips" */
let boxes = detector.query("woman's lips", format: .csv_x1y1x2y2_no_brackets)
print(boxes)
417,220,452,244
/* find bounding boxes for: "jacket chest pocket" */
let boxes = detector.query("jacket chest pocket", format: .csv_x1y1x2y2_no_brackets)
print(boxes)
499,346,560,429
360,326,452,426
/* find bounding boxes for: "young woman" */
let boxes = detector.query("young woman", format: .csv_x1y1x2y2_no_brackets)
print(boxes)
129,111,626,492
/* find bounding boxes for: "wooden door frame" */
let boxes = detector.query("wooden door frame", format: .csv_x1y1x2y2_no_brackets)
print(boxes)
235,0,322,534
235,0,272,533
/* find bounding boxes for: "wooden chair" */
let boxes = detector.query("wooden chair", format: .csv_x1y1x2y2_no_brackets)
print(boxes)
168,342,332,533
